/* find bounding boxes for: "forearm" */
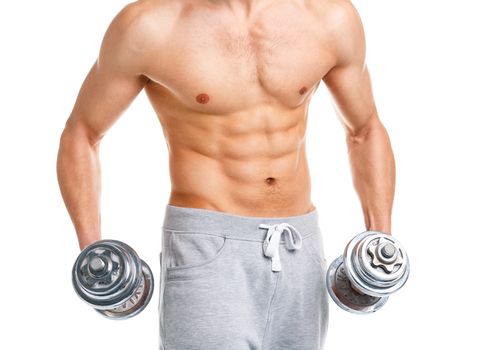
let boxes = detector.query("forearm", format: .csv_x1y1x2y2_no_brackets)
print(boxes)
346,118,395,234
57,123,102,250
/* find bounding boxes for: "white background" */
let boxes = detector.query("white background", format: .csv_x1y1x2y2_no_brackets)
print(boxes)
1,0,485,349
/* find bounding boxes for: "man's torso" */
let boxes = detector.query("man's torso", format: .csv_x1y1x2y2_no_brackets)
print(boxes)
136,0,340,216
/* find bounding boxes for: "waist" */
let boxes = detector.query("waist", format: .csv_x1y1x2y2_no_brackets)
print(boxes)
162,204,320,242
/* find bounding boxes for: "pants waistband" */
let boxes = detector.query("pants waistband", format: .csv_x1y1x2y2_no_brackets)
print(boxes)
162,204,320,242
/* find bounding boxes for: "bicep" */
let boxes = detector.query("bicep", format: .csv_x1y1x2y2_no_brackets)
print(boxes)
66,3,149,143
322,1,378,135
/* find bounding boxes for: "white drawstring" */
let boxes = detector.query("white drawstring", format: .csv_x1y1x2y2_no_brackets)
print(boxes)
259,223,303,272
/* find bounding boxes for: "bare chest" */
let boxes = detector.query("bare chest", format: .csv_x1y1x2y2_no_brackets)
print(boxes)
145,3,334,114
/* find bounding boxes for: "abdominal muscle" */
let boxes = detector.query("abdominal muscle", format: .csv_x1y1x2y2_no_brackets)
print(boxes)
153,99,315,217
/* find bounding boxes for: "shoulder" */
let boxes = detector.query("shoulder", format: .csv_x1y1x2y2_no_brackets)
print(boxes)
314,0,366,66
106,0,179,43
312,0,362,31
97,0,180,72
315,0,365,66
326,0,360,23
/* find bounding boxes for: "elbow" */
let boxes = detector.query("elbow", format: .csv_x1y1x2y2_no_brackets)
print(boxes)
59,118,103,148
345,113,384,146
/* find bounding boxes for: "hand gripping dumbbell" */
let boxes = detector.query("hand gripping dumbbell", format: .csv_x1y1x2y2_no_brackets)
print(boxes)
72,239,154,319
326,231,410,314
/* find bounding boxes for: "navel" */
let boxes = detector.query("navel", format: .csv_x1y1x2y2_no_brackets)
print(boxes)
265,177,276,185
196,93,210,104
299,86,308,95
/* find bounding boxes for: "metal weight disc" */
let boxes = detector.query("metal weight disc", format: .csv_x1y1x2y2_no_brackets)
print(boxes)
326,256,388,314
343,231,410,297
97,260,154,320
72,240,142,309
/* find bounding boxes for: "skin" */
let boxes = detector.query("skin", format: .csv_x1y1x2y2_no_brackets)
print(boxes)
57,0,395,251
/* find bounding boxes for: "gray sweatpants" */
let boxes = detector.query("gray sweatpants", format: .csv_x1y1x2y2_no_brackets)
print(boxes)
159,204,329,350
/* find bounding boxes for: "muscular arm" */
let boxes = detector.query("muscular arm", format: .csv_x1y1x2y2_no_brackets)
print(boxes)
322,1,395,234
57,2,150,250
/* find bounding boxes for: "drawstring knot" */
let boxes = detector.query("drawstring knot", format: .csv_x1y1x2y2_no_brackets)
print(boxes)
259,223,303,272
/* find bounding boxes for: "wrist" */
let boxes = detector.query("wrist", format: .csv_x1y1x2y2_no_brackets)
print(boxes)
365,217,391,235
78,235,101,251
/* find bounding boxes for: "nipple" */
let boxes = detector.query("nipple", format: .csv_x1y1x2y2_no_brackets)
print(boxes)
196,93,210,104
299,86,308,95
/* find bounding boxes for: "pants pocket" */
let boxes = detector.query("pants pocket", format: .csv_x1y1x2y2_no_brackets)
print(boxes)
163,230,228,280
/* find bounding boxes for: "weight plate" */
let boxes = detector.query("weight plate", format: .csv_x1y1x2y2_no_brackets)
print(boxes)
344,231,410,297
97,260,154,320
72,240,142,309
326,256,388,314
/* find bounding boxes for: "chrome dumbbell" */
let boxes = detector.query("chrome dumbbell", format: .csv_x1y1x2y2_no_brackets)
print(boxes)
72,239,154,319
326,231,410,314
